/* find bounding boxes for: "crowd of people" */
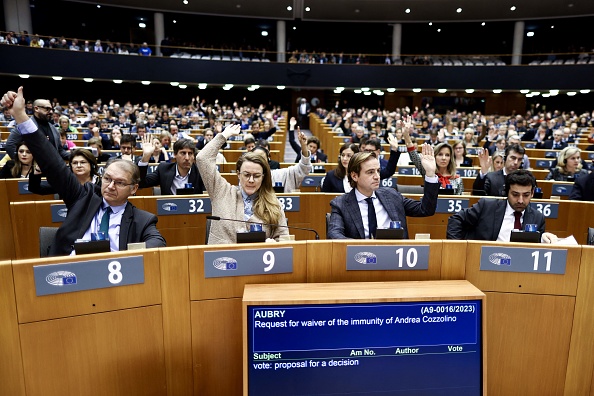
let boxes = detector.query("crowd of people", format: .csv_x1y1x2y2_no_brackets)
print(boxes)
1,87,593,257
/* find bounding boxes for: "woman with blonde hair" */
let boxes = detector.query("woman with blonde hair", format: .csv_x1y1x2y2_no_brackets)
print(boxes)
546,147,589,181
196,124,288,244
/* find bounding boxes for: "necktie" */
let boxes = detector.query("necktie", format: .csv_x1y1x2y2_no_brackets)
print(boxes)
513,211,522,231
99,207,112,239
244,197,252,218
365,197,377,239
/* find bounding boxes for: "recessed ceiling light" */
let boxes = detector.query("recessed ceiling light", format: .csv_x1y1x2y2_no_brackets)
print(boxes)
336,87,345,91
465,89,475,93
179,84,187,89
170,82,179,86
520,90,530,94
429,22,433,26
83,78,93,82
510,5,516,11
261,31,268,37
354,89,362,94
52,76,63,81
493,89,502,94
438,89,447,93
376,91,384,96
364,92,371,96
173,20,176,24
277,85,286,90
138,23,146,28
526,32,534,37
354,9,360,13
251,85,260,90
183,0,188,4
580,89,590,94
481,22,486,26
456,7,462,13
198,83,207,89
567,92,577,96
293,26,296,30
236,4,241,8
568,3,574,7
549,90,559,96
19,74,30,79
437,29,441,32
531,92,541,96
405,8,411,13
287,6,292,11
413,88,422,93
542,93,550,98
141,81,150,85
387,88,396,92
113,79,123,84
305,6,311,11
551,25,554,29
96,4,101,8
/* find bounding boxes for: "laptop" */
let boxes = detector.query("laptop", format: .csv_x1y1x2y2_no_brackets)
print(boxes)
438,188,456,195
375,228,405,240
509,231,541,243
176,187,196,195
236,231,266,244
74,240,110,255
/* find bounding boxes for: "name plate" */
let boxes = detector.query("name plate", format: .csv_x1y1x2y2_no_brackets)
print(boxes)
530,202,559,218
34,255,145,296
535,160,553,169
346,245,430,271
203,247,293,278
456,168,478,177
18,180,32,194
544,151,558,158
466,148,478,155
278,196,300,212
551,184,573,196
157,197,212,215
480,246,567,274
380,177,398,188
398,167,422,176
588,153,594,160
66,133,78,140
51,204,68,222
436,198,469,213
301,175,324,187
524,143,536,148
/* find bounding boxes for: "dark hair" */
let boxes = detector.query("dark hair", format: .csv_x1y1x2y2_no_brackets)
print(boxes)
306,136,321,150
347,151,377,188
173,138,196,155
336,143,360,179
256,139,270,149
504,143,525,160
244,137,256,146
120,134,135,146
87,137,103,149
362,138,382,151
251,145,270,159
69,148,99,177
504,169,536,196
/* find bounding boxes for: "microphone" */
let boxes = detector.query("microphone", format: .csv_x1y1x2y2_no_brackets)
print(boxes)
206,215,320,240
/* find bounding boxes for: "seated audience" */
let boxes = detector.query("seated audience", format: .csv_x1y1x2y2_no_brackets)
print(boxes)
546,147,589,181
473,144,525,196
569,168,594,201
321,143,360,193
453,141,473,168
0,141,35,178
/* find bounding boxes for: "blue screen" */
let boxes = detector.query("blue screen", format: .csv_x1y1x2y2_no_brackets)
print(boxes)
247,300,482,395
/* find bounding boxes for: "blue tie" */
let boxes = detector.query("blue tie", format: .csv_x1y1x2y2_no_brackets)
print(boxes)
99,207,112,237
365,197,377,239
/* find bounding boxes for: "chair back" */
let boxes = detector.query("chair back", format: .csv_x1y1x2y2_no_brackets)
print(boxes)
39,227,59,257
588,227,594,246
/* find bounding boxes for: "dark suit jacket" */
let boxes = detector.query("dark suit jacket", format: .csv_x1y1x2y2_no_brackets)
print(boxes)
321,169,346,193
569,171,594,201
7,116,70,161
538,140,568,150
447,198,545,240
139,162,204,195
328,182,440,239
22,128,166,256
473,170,505,196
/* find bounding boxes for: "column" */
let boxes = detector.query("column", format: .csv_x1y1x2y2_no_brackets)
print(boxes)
154,12,165,56
512,21,524,65
277,20,286,63
392,23,402,62
4,0,32,33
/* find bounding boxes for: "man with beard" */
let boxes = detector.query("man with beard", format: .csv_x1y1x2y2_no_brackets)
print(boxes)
6,98,71,160
447,170,558,243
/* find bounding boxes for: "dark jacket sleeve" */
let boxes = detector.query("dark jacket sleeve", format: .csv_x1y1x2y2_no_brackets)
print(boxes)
380,150,400,179
27,173,57,195
402,180,439,217
0,161,15,178
288,127,303,161
447,200,484,239
327,197,351,239
6,129,20,160
138,163,161,189
472,174,487,196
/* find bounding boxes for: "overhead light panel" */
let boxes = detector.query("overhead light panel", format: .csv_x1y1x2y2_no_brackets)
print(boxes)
287,6,292,11
305,6,311,11
19,74,30,79
465,89,475,93
492,89,502,94
83,78,93,82
405,8,411,13
113,79,123,84
170,82,179,86
198,83,207,89
520,89,530,94
438,89,447,93
526,32,534,37
361,87,370,91
141,81,150,85
354,89,362,94
387,88,396,92
139,23,146,28
277,85,285,90
542,93,550,98
456,7,462,13
413,88,422,93
179,84,187,89
580,89,590,94
363,92,371,96
261,31,268,37
52,76,63,81
566,92,577,96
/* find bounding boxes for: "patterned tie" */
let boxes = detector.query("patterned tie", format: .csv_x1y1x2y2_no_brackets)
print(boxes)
244,196,252,219
99,207,112,238
513,211,522,231
365,197,377,239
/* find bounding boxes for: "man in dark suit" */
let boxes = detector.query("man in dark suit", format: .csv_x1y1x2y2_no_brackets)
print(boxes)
297,98,310,129
328,145,439,239
2,86,166,256
569,170,594,201
138,136,205,194
473,144,525,196
537,129,567,150
448,170,558,243
6,97,71,161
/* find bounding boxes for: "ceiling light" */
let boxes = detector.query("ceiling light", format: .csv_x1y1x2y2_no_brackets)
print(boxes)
526,32,534,37
520,89,530,94
387,88,396,92
173,20,176,24
364,92,371,96
567,92,577,96
183,0,188,4
305,6,311,11
551,25,554,29
277,85,286,90
354,9,360,13
354,89,362,94
198,83,207,89
376,91,384,96
549,90,559,96
429,22,433,26
52,76,63,81
251,85,260,90
139,23,146,28
405,8,411,13
170,82,179,86
141,81,150,85
223,86,232,91
361,87,370,91
456,8,462,13
261,31,268,37
580,89,590,94
113,79,123,84
510,5,516,11
19,74,30,79
96,4,101,8
481,22,486,26
531,92,540,96
333,90,341,94
492,89,502,94
413,88,422,93
179,84,187,89
542,93,550,98
437,29,441,32
287,6,292,11
465,89,475,93
83,78,93,82
526,93,533,97
336,87,345,91
293,26,296,30
236,4,241,8
438,89,447,93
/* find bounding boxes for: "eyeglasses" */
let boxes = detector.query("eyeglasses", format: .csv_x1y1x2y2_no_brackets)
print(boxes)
37,106,53,112
71,161,89,167
102,175,133,188
240,172,263,181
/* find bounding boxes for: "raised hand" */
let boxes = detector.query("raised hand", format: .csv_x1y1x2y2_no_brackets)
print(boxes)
290,117,297,129
141,133,156,161
1,86,27,123
222,124,242,140
477,148,491,174
387,133,399,150
419,143,437,177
